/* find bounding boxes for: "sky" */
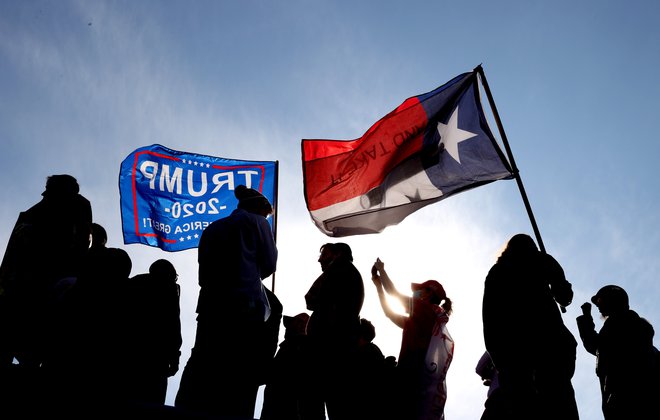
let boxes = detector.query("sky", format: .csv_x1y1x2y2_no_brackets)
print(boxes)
1,1,659,419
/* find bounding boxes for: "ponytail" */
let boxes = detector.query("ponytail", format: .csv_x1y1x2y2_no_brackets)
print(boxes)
442,296,453,316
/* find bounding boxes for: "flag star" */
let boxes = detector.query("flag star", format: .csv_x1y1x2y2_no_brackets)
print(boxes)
194,234,199,238
206,163,210,168
404,190,423,202
179,237,185,242
436,106,477,164
194,161,199,166
187,235,192,240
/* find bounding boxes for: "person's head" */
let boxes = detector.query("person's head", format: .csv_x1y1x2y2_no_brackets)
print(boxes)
104,247,132,280
318,242,353,271
411,280,453,315
499,233,538,261
591,285,629,316
283,312,309,338
318,243,336,271
333,242,353,262
149,259,178,283
234,184,273,217
90,223,107,249
358,318,376,343
42,174,79,198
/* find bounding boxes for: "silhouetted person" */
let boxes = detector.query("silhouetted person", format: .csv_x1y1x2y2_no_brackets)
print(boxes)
51,221,110,304
371,258,454,420
0,174,92,368
482,234,578,420
355,318,385,378
300,242,364,420
42,246,133,415
353,317,390,420
258,287,283,386
175,185,277,418
125,259,182,407
576,285,657,420
261,312,310,420
90,222,108,250
0,175,91,415
475,351,505,420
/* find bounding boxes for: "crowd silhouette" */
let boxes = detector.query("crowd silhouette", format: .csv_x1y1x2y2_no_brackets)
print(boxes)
0,175,658,420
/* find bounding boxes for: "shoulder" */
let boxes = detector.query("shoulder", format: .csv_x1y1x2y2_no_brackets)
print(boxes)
226,208,270,228
485,261,507,282
130,273,150,282
331,260,363,281
75,194,92,209
204,215,229,231
201,212,239,236
628,310,655,335
539,253,565,274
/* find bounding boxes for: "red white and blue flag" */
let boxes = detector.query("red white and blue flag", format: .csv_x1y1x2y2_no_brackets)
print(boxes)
302,70,514,237
119,144,277,252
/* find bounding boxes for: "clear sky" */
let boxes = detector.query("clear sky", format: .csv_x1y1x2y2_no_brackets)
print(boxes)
1,1,659,419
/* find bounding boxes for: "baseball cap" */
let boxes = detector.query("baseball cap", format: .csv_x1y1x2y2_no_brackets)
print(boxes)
411,280,446,301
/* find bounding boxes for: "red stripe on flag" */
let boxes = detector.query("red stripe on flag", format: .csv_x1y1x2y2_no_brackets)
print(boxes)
303,96,429,210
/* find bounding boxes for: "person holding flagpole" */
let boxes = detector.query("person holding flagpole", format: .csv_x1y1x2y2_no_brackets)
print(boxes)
371,258,454,420
482,233,578,420
175,184,278,419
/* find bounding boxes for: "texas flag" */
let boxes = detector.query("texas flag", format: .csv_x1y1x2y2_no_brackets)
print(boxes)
302,69,514,237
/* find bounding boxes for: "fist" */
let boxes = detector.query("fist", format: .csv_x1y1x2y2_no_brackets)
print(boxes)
580,302,592,316
372,258,384,276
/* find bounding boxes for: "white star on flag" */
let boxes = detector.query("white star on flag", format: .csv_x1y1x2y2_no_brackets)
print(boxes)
436,106,477,164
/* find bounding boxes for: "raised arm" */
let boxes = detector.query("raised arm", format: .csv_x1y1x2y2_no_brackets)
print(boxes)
372,259,407,300
371,258,408,328
575,302,599,356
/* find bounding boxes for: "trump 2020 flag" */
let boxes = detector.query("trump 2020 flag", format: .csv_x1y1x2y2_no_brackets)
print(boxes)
302,70,514,237
119,144,277,252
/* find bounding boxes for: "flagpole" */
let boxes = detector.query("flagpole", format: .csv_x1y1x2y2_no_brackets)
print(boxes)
474,65,546,254
271,160,280,292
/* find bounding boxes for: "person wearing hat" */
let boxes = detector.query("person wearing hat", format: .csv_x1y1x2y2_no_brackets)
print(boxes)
482,233,579,420
175,184,278,418
371,257,454,420
576,285,657,420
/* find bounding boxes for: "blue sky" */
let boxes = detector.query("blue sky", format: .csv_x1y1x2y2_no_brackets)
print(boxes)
1,1,659,418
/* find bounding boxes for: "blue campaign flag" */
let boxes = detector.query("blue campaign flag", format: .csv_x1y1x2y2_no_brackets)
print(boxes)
119,144,278,252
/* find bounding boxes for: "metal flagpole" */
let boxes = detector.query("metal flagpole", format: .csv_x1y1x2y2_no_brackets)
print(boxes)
270,160,280,292
474,65,546,254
